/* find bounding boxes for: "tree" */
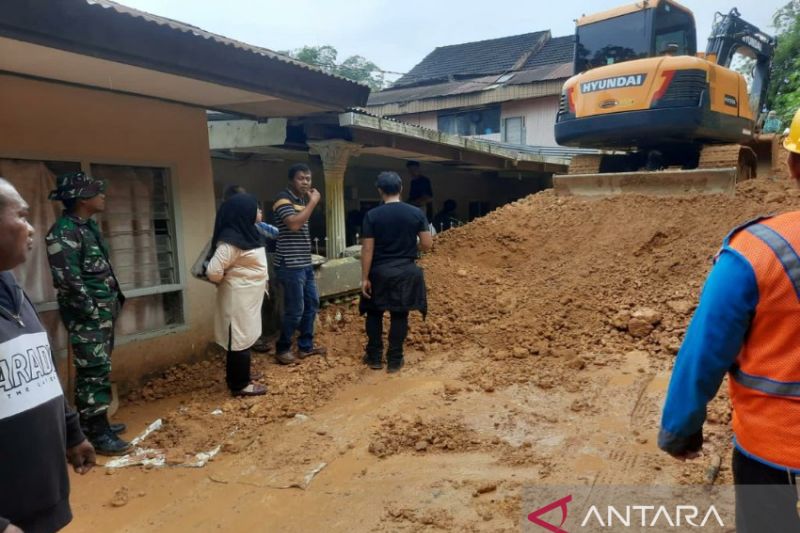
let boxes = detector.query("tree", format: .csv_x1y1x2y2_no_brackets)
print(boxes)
282,45,387,91
768,1,800,123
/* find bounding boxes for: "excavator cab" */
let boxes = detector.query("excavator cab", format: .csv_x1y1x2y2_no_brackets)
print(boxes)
555,0,778,197
575,1,696,73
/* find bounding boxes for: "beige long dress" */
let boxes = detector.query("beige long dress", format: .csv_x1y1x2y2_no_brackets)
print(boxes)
206,242,268,351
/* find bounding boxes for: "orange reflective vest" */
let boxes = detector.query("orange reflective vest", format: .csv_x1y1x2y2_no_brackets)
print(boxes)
728,211,800,470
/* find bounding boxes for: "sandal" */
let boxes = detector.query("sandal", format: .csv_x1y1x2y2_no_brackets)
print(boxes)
232,383,268,397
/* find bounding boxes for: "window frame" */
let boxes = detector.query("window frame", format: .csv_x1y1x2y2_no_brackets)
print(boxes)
0,151,189,350
437,106,502,136
502,116,527,145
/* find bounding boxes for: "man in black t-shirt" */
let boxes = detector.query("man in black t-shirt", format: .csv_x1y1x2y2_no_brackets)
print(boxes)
360,172,433,373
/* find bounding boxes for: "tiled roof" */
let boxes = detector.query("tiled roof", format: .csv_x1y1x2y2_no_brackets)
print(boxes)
394,31,549,88
522,35,575,69
367,62,571,107
369,34,574,107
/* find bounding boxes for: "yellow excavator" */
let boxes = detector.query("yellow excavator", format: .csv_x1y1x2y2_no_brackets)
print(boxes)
553,0,778,196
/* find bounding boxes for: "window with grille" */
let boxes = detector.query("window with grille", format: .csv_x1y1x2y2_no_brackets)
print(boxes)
1,158,184,354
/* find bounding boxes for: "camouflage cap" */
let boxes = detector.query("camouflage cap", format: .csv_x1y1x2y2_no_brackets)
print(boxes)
48,172,105,201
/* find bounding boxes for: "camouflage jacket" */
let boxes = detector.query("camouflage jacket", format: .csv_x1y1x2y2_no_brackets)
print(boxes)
46,213,122,322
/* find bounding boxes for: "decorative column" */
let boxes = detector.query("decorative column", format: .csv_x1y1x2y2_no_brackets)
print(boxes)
308,140,362,259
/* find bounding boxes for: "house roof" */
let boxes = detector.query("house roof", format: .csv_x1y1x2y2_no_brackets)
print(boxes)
367,33,574,111
0,0,369,116
522,36,575,69
367,61,571,107
394,31,549,88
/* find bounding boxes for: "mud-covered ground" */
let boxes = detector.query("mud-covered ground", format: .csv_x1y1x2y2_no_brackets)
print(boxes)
66,157,798,532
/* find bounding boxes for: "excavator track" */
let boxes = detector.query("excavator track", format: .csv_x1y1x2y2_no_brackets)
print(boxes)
568,154,603,174
697,144,743,168
554,144,758,197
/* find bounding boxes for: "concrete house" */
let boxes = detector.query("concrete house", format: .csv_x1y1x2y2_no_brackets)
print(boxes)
365,31,575,148
0,0,368,388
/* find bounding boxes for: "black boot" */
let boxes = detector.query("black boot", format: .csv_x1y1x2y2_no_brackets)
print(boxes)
84,421,126,435
86,414,132,456
386,348,404,374
362,354,383,370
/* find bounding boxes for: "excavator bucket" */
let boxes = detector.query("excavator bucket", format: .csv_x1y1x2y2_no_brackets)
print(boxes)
553,168,738,197
750,134,783,179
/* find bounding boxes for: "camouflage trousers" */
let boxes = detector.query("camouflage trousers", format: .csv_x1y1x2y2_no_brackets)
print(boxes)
72,333,114,419
72,330,115,419
63,305,117,419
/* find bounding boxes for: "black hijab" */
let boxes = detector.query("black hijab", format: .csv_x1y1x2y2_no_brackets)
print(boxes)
212,193,263,251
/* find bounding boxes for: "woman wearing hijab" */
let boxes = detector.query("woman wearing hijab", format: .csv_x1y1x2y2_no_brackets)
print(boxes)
207,193,268,396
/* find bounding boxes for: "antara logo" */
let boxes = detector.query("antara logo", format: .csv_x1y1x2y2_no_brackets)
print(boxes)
581,74,647,94
528,495,572,533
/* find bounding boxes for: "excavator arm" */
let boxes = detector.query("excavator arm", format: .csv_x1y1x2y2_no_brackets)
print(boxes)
705,8,777,116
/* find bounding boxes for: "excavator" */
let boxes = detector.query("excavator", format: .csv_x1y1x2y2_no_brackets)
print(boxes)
553,0,778,196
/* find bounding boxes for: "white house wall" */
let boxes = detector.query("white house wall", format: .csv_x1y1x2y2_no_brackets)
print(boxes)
501,96,560,147
388,96,561,148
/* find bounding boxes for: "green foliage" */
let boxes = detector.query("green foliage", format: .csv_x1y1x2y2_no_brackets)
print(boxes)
282,45,386,91
769,1,800,124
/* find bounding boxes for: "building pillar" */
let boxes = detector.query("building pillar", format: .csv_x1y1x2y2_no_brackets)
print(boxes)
308,140,362,259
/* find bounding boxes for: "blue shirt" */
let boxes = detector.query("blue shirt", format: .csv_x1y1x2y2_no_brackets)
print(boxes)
659,241,761,458
256,222,279,240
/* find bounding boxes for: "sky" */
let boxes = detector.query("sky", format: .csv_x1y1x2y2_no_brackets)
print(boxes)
120,0,784,80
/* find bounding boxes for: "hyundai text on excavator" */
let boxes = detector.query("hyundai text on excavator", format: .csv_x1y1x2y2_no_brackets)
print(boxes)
553,0,777,196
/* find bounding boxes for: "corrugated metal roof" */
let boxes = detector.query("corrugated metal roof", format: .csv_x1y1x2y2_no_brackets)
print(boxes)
367,74,504,106
339,111,571,170
0,0,370,113
365,80,564,117
86,0,364,87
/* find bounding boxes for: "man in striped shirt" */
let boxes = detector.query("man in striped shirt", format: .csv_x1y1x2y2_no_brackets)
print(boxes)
273,163,326,364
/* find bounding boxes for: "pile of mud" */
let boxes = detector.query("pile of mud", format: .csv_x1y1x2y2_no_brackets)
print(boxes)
405,173,800,392
128,153,798,461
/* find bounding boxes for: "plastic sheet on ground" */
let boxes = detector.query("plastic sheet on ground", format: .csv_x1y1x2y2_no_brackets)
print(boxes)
105,418,222,469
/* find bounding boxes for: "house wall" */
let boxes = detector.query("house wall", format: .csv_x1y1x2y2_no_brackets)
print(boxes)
0,74,217,390
501,96,560,146
389,95,561,147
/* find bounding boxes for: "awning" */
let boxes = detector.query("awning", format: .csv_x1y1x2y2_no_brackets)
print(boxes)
338,112,569,173
0,0,370,117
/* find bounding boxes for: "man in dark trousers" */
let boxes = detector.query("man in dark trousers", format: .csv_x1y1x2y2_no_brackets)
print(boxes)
273,163,326,365
46,172,129,455
659,108,800,532
360,171,433,373
0,178,95,533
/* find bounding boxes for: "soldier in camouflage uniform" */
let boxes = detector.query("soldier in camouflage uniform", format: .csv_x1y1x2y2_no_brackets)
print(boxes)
46,172,130,455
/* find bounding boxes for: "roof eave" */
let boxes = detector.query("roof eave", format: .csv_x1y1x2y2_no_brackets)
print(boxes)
0,0,369,113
